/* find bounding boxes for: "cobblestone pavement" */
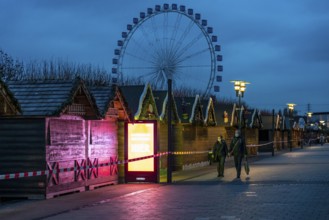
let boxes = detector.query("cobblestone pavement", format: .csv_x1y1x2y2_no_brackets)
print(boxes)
1,145,329,220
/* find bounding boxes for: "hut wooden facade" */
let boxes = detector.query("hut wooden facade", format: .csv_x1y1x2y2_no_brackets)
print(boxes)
88,85,129,189
283,113,302,148
214,102,235,128
0,78,106,199
259,114,275,152
214,102,237,142
173,95,208,170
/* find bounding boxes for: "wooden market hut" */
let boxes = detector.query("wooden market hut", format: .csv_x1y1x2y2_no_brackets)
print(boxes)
214,102,237,141
173,95,208,170
0,78,101,199
243,109,262,155
294,116,307,145
259,111,284,152
0,78,21,116
87,84,129,188
259,114,275,152
288,116,302,148
153,90,180,179
117,84,159,182
282,109,301,148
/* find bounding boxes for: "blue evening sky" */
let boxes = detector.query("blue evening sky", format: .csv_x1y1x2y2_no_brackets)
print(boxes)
1,0,329,114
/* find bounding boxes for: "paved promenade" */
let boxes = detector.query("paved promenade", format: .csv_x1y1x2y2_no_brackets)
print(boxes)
1,144,329,220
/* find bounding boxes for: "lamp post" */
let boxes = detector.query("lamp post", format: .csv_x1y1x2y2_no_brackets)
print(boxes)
166,71,173,184
306,112,313,146
287,103,296,151
230,80,250,131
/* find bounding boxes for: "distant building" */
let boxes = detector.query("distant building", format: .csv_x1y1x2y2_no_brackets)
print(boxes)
311,112,329,127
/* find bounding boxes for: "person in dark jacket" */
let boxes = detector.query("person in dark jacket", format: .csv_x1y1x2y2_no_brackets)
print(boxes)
213,135,228,177
229,130,247,179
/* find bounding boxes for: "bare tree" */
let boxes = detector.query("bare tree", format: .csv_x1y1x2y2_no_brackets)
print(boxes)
16,58,111,86
0,49,24,81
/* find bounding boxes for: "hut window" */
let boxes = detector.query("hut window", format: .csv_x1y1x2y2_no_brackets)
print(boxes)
106,108,119,118
67,103,86,116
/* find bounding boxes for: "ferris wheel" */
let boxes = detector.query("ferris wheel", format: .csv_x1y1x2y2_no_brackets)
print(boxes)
112,3,223,98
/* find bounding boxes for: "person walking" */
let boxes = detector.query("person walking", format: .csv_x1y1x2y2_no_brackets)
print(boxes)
212,135,228,177
229,129,247,179
320,134,325,146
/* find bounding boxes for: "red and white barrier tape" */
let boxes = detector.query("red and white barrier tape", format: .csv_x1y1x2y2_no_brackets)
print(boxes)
0,139,309,180
0,152,170,180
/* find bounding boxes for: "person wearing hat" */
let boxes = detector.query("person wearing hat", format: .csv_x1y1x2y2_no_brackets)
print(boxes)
212,135,228,177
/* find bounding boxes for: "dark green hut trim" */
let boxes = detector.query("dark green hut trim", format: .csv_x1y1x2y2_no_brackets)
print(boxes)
137,85,159,120
202,97,217,126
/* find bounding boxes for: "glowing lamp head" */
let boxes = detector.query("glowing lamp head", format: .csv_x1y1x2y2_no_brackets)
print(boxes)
230,80,250,97
287,103,296,111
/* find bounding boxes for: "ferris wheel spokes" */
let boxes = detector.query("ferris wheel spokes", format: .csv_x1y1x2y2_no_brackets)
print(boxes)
175,32,205,61
171,16,196,56
177,48,210,64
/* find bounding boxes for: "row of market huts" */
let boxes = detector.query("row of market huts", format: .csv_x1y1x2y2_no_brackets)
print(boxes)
0,78,302,199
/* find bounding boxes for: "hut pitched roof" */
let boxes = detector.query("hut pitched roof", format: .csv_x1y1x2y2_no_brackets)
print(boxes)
214,102,235,126
153,90,180,123
261,115,273,130
119,84,158,120
244,109,262,128
201,97,217,126
175,95,204,124
89,85,114,117
261,112,283,130
153,90,167,120
6,78,99,118
89,85,129,120
0,78,21,115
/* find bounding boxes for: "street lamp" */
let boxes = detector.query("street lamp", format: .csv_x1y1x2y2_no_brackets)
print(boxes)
230,80,250,131
307,112,313,118
306,112,313,143
286,103,296,151
287,103,296,113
